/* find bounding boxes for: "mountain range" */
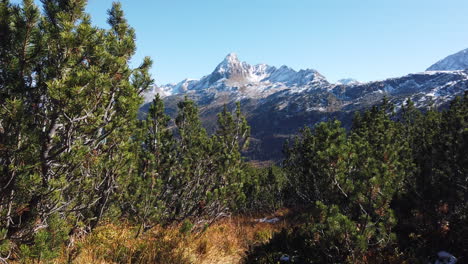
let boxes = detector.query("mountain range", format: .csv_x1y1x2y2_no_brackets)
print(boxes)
142,49,468,161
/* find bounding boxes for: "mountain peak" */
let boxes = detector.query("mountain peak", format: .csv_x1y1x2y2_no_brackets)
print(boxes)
209,53,252,84
427,48,468,71
224,52,239,62
214,53,244,73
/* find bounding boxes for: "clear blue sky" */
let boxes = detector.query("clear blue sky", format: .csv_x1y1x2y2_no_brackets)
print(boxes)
13,0,468,84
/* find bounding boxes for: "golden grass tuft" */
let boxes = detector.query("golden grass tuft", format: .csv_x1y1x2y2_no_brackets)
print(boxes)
50,210,291,264
64,223,189,264
183,214,288,264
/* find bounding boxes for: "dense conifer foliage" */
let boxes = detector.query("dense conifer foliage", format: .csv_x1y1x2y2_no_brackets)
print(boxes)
246,93,468,263
0,2,253,260
277,102,409,262
394,94,468,261
0,0,153,260
123,97,252,233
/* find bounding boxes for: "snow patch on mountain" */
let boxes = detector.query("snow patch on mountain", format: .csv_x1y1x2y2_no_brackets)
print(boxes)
427,48,468,71
336,78,360,85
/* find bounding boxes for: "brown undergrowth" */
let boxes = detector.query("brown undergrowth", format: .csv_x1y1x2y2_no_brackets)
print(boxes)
52,209,292,264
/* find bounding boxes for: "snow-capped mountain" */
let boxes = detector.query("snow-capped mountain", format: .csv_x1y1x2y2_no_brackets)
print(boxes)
427,48,468,71
336,78,360,85
142,50,468,161
144,53,328,101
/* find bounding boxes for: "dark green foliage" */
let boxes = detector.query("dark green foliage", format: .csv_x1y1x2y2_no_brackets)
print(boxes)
168,99,250,223
170,97,216,221
240,165,287,213
0,0,152,260
245,205,369,264
122,94,174,236
395,92,468,260
123,98,251,231
281,112,406,261
212,102,251,210
19,213,69,262
179,219,194,236
344,101,410,260
283,120,350,204
249,97,468,263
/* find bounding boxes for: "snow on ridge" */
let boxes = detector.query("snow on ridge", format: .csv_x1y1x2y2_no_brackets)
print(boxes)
142,53,328,102
336,78,360,85
427,48,468,71
143,51,468,104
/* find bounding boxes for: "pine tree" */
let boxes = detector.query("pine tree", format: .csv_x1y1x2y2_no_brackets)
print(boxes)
240,165,286,212
0,0,152,256
212,102,250,213
431,92,468,257
347,101,411,258
284,120,350,204
164,97,213,222
123,94,175,236
281,99,411,262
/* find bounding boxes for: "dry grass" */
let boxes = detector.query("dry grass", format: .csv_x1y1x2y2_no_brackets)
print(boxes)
51,210,291,264
185,213,288,264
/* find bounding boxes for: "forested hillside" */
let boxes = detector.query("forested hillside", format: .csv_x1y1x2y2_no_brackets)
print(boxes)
0,1,466,263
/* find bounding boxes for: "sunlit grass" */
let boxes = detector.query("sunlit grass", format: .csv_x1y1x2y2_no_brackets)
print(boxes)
52,211,290,264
